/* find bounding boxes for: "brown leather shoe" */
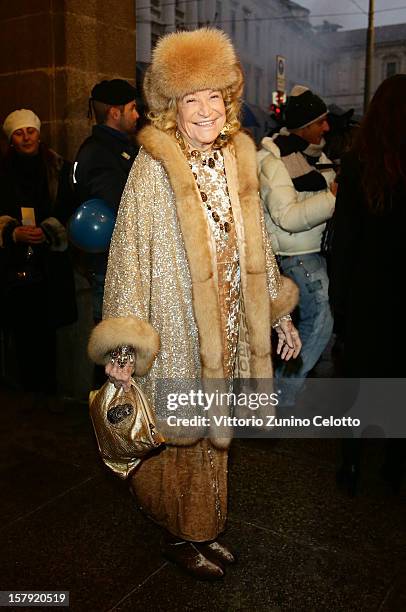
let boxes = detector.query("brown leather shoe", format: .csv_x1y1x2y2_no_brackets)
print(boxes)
197,540,236,565
162,540,224,580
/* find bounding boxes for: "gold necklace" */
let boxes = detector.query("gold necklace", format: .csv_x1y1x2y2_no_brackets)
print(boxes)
175,130,233,235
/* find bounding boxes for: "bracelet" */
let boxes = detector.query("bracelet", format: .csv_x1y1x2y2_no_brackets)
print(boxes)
110,345,135,368
272,314,292,329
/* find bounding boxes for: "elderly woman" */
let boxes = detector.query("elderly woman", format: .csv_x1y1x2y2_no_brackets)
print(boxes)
0,109,76,396
88,29,301,580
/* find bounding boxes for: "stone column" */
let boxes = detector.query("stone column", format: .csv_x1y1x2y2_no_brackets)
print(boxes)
0,0,136,160
0,0,136,399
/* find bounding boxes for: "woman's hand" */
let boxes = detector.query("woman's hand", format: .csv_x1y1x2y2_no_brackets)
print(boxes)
13,226,46,245
105,361,134,391
274,319,301,361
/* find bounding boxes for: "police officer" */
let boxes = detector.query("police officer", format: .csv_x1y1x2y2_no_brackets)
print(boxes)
74,79,139,212
73,79,139,325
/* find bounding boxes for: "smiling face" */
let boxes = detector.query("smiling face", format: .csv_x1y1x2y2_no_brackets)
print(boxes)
11,127,40,155
176,89,226,151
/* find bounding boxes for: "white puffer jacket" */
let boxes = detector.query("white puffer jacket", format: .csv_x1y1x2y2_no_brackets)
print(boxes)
257,136,336,256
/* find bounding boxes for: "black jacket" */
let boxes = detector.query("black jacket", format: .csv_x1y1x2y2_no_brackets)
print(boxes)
73,124,138,212
0,145,77,328
329,151,406,376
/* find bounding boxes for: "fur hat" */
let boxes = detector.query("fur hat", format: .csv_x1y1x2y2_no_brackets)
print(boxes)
143,28,244,112
285,85,327,130
3,109,41,141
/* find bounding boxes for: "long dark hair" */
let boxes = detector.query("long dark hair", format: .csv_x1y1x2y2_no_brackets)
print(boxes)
356,74,406,213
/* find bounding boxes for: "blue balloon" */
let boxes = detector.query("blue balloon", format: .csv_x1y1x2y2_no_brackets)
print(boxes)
68,199,116,253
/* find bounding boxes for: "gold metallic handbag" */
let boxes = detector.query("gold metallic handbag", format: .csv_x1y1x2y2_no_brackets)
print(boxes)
89,378,165,479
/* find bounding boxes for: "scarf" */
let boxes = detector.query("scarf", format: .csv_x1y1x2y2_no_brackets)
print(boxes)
274,127,327,193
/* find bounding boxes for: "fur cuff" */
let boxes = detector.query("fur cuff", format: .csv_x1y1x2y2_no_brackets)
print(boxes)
40,217,68,251
88,316,160,376
0,215,19,248
270,276,299,325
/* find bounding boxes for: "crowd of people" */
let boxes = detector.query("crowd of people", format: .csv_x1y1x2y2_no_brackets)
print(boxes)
1,27,404,580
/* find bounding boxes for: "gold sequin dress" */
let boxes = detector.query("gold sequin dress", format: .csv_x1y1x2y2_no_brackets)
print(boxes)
191,149,240,379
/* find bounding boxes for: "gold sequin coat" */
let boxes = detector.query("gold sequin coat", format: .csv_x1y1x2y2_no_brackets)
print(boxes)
88,126,298,448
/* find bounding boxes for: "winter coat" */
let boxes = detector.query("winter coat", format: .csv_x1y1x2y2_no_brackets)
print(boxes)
0,144,77,328
88,126,299,448
72,125,138,275
329,151,406,377
257,136,335,255
73,124,138,212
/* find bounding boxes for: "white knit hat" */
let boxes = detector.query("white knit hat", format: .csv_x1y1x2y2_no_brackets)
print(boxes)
2,109,41,141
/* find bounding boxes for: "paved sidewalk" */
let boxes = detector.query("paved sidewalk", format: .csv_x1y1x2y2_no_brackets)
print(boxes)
0,386,404,612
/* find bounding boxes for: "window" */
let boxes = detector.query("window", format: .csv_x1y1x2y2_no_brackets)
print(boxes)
311,61,316,84
243,8,250,45
231,10,236,37
245,62,251,94
255,24,260,55
175,0,185,28
255,67,262,104
386,61,397,78
215,0,222,26
151,21,164,50
150,0,162,21
337,65,347,93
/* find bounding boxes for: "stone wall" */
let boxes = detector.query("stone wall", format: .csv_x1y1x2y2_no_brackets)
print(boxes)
0,0,136,160
0,1,136,398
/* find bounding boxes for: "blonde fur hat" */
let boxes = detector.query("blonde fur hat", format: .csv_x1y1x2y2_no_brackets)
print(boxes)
143,28,244,112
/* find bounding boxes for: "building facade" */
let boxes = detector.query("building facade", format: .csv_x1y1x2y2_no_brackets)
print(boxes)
136,0,329,111
320,24,406,114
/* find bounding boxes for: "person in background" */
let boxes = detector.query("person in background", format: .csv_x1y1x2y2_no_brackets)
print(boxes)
323,104,359,168
321,104,361,372
329,74,406,495
258,85,337,408
73,79,139,324
0,109,77,397
88,28,301,580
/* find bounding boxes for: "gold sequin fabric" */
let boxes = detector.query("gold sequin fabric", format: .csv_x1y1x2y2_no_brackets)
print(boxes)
102,139,287,541
190,150,240,379
104,148,202,401
260,207,282,300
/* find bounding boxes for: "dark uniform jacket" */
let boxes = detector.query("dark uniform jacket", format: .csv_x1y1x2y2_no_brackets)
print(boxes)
73,125,138,279
73,124,138,212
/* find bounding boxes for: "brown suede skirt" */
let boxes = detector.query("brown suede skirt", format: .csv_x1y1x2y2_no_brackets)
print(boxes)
130,439,228,542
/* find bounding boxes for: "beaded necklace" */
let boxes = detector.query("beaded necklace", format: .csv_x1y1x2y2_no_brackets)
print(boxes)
176,130,234,237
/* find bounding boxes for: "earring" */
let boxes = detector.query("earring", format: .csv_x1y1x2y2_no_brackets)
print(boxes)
175,128,186,151
219,122,231,140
